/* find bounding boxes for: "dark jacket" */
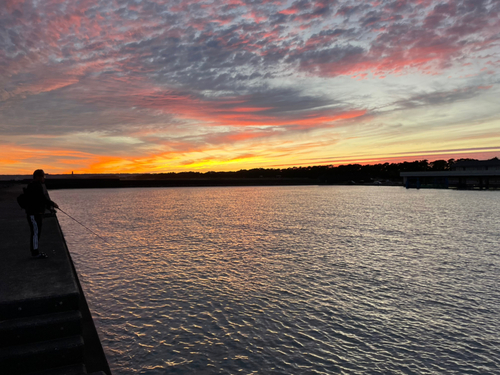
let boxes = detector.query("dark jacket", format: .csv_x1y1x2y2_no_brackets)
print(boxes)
25,181,56,215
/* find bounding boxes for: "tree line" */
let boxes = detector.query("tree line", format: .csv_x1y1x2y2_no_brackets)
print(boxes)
136,158,485,183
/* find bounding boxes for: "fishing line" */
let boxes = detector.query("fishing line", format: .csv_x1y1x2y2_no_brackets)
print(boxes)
56,207,112,245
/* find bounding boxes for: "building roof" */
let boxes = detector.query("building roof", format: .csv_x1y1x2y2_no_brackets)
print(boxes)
452,158,500,168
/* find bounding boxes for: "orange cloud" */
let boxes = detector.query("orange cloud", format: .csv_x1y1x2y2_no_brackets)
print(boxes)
230,107,274,112
0,144,102,174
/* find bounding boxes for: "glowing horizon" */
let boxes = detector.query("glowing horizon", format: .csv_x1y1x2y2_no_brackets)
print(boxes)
1,0,500,174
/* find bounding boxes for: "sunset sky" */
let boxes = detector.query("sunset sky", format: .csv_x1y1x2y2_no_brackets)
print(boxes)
1,0,499,174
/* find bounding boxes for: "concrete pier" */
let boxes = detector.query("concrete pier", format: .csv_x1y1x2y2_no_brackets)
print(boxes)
400,170,500,189
0,183,111,375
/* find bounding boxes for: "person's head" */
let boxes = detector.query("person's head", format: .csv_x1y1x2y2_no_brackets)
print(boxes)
33,169,45,182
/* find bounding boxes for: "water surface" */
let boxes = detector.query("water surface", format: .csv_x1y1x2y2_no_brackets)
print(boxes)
52,186,500,374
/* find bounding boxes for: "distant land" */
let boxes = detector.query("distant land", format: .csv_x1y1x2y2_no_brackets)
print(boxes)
1,158,496,189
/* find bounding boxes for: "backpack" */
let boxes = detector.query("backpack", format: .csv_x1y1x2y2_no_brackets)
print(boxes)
17,188,28,209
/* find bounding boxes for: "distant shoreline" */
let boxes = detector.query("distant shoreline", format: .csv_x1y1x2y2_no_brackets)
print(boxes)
3,159,496,187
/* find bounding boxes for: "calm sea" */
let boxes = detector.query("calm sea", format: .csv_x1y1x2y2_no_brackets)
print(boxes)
51,186,500,375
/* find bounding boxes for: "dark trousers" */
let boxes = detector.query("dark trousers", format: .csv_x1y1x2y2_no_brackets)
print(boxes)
27,214,43,256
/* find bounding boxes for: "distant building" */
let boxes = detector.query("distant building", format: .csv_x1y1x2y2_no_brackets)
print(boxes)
451,158,500,172
401,158,500,189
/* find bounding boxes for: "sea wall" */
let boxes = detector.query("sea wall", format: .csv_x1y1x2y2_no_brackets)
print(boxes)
0,183,111,375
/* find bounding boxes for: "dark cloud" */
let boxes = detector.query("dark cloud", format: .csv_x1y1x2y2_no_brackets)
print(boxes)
336,4,369,18
390,86,491,110
2,0,498,90
287,44,366,75
4,0,496,86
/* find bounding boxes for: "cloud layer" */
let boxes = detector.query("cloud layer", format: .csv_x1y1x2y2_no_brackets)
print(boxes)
1,0,499,173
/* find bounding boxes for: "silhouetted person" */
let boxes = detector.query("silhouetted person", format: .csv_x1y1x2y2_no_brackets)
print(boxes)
25,169,59,258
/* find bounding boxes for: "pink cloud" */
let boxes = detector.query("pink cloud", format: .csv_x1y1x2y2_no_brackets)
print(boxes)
279,8,299,15
66,73,368,131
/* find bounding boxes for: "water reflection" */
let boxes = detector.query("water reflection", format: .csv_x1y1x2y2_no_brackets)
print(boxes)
53,186,500,374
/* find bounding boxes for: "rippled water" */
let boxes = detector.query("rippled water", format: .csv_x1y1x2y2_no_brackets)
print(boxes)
52,186,500,374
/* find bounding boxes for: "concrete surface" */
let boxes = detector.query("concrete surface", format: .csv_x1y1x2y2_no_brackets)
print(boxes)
0,184,80,317
0,182,111,374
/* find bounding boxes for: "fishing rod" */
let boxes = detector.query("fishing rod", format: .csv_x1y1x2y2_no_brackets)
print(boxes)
56,207,111,245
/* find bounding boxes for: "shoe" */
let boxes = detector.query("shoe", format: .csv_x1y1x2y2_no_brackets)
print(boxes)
32,252,48,259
